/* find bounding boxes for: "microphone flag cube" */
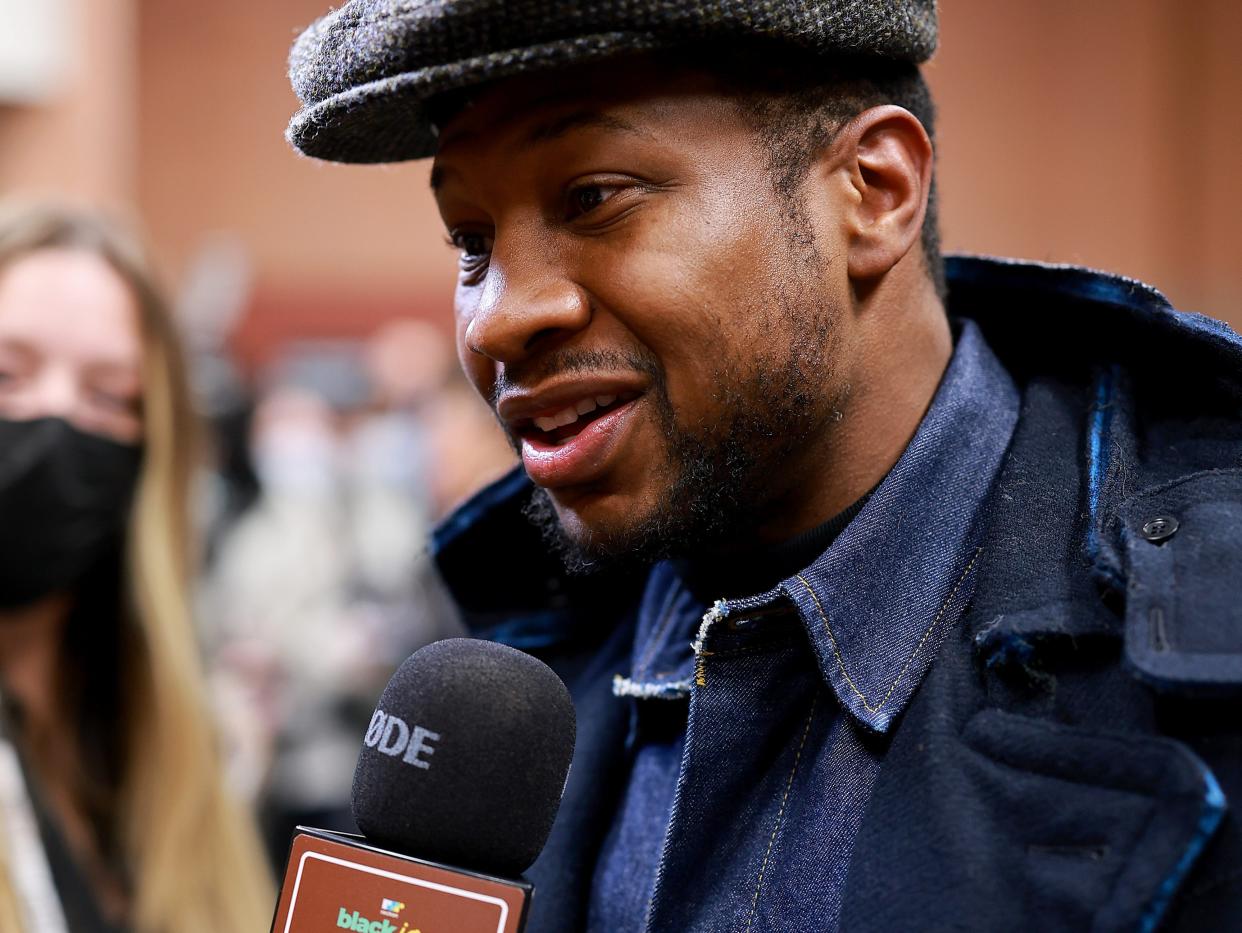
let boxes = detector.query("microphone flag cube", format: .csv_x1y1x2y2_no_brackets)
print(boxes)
270,827,531,933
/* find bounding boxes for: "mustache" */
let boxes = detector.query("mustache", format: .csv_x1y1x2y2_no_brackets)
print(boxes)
488,347,662,408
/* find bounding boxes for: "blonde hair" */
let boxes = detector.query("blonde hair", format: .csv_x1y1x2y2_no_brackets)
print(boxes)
0,203,273,931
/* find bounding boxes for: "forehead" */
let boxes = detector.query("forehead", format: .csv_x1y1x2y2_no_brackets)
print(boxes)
430,58,743,171
0,248,143,366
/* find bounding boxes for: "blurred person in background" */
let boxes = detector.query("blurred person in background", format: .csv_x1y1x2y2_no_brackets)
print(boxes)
201,316,514,863
418,369,518,519
0,204,273,932
203,381,370,850
359,317,514,520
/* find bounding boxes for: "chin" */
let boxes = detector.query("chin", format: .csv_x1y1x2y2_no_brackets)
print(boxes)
524,485,668,573
554,496,647,552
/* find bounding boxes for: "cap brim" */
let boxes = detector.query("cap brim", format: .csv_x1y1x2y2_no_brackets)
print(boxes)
287,32,664,164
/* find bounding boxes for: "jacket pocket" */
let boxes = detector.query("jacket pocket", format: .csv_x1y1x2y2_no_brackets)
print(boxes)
841,710,1224,933
963,710,1224,933
1120,469,1242,695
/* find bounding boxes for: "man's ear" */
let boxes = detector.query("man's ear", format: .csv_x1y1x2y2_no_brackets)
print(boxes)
830,105,933,283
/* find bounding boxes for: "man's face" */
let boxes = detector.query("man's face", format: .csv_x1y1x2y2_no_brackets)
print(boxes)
431,62,853,567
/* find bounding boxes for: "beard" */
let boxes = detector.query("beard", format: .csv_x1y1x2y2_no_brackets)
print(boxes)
517,268,846,576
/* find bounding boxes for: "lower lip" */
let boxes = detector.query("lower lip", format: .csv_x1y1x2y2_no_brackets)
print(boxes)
520,398,641,488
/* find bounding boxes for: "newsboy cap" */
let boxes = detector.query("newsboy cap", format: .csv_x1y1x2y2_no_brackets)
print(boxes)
287,0,937,165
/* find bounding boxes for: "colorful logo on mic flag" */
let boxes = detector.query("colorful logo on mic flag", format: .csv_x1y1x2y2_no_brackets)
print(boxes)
380,898,405,918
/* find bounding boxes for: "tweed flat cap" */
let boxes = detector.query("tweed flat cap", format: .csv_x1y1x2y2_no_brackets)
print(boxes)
288,0,937,164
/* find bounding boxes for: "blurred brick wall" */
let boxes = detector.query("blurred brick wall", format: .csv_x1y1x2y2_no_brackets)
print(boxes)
135,0,455,368
929,0,1242,321
0,0,138,210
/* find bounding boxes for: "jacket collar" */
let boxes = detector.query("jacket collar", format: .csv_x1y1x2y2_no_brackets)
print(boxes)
776,318,1017,732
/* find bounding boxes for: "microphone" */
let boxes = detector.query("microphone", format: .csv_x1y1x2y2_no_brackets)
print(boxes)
270,638,576,933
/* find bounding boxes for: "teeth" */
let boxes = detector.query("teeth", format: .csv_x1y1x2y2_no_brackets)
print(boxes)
534,406,580,431
531,394,624,433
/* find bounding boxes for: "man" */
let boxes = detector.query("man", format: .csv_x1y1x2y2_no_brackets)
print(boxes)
287,3,1242,930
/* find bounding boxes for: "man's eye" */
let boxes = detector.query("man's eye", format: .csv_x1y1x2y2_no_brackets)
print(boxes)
566,184,620,220
450,231,493,260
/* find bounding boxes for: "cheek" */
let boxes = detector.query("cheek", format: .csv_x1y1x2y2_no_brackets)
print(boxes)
583,200,783,402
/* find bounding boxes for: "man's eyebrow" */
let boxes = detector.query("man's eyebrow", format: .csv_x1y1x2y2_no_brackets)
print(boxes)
526,109,652,145
430,109,651,191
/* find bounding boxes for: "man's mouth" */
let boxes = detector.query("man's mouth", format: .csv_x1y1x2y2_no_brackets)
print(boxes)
504,388,644,489
517,392,640,446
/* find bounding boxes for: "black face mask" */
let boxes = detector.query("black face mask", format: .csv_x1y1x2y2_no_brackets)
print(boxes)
0,418,142,610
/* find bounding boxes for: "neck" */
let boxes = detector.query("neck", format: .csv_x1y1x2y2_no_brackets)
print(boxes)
0,592,73,731
684,486,873,600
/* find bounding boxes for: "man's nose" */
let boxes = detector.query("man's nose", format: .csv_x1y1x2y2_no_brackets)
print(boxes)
463,249,590,365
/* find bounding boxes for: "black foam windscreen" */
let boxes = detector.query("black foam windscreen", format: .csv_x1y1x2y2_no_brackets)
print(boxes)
351,638,576,877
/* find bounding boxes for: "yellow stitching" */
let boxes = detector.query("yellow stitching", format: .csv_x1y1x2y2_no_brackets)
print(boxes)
694,651,713,687
795,546,983,715
744,692,819,933
796,579,871,705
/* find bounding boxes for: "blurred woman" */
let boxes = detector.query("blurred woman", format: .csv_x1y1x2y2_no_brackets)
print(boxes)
0,203,272,931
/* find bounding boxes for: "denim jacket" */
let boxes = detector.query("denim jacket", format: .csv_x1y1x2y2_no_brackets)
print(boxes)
432,256,1242,932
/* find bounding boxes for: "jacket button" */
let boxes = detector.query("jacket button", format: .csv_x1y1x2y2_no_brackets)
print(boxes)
1141,515,1179,543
